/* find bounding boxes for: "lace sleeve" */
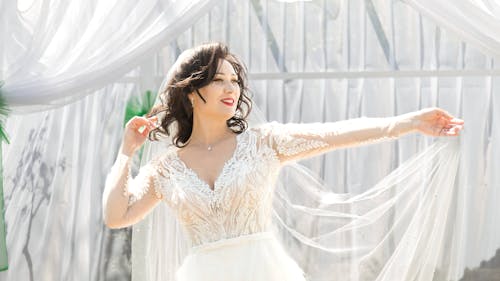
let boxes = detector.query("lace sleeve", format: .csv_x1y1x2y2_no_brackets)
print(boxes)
126,156,172,205
257,114,417,163
103,153,174,228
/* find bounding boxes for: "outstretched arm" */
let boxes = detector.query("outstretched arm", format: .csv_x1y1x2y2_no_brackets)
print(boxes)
261,107,464,164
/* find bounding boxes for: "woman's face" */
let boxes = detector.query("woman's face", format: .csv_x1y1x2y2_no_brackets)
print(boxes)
190,59,241,121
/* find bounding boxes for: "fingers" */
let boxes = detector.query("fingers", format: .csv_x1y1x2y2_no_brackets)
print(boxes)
141,116,160,135
434,109,455,122
445,126,463,136
416,108,464,137
440,117,464,127
433,108,464,126
439,124,464,136
142,116,157,128
449,118,465,124
129,116,159,126
127,116,161,136
148,115,159,123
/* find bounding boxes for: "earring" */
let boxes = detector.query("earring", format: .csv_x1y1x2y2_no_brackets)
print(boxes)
190,99,194,106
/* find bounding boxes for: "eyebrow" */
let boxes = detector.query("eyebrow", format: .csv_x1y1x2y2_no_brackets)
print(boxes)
215,72,237,76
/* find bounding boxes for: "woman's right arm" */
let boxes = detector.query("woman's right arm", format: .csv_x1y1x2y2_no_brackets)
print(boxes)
102,116,162,229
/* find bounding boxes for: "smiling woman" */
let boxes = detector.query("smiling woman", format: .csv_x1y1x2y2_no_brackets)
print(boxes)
102,42,463,281
147,43,252,148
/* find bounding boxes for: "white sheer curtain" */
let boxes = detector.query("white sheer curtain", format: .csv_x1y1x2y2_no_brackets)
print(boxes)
404,0,500,60
1,0,499,280
0,85,136,281
0,0,216,280
0,0,217,113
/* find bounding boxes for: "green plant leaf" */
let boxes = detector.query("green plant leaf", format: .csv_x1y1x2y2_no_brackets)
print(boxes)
0,81,10,144
124,90,157,127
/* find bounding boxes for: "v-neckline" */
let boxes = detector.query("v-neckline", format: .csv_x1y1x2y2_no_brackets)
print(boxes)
174,132,243,193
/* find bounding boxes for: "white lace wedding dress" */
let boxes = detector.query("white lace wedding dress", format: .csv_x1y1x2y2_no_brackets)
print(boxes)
109,117,461,281
132,123,322,281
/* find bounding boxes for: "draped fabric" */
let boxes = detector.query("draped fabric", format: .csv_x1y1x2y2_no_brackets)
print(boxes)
273,139,462,281
1,0,499,280
0,0,218,279
0,0,218,113
404,0,500,60
1,85,136,281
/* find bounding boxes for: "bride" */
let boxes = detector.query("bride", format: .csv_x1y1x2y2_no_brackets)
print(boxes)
102,42,464,281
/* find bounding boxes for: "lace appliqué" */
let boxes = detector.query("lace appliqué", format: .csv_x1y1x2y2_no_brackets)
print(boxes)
275,136,329,156
259,122,329,157
126,159,166,206
164,129,281,247
258,118,406,159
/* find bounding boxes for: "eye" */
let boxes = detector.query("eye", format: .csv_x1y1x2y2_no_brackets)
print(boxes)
231,79,239,84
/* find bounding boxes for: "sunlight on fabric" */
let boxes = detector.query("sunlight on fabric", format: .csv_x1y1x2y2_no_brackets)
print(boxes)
17,0,35,11
469,0,500,17
41,0,120,71
16,0,41,31
1,0,499,280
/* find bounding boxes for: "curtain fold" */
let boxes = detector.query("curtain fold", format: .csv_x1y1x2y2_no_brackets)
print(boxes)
404,0,500,60
0,84,137,281
1,0,499,280
0,0,218,113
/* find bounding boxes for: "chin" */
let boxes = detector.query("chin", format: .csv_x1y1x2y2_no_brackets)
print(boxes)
205,108,237,121
219,108,237,119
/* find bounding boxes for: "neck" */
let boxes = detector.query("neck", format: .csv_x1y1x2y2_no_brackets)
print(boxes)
189,114,232,146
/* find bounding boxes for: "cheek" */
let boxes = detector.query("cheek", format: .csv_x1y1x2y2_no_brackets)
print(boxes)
236,89,242,101
200,86,218,103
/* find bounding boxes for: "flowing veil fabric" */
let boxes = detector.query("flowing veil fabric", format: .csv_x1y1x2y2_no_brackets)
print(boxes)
272,141,461,281
131,77,189,281
131,60,462,281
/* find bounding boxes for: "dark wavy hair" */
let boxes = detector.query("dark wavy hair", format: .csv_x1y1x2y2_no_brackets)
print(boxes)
147,42,252,147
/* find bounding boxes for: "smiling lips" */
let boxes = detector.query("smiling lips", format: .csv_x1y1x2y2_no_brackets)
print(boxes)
221,98,235,106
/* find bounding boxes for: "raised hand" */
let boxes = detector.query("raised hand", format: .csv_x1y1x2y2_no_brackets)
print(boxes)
121,115,159,156
412,107,464,137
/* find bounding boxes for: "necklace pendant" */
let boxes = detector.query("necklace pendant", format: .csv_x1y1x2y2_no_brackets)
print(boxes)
207,145,212,151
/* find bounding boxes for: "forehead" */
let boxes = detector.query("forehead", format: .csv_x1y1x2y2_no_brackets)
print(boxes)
216,59,237,75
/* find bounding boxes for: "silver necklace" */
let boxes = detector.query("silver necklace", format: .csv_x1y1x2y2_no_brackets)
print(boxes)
188,135,229,151
187,141,214,151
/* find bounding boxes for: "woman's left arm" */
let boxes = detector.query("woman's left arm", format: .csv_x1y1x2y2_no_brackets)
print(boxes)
262,107,464,164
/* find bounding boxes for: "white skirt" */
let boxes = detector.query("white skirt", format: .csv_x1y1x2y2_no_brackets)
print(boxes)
176,232,306,281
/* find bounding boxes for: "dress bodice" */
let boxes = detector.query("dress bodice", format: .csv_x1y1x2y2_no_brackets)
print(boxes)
154,128,282,247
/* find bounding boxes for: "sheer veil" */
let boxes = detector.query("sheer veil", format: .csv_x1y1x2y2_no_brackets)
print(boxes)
132,52,463,281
